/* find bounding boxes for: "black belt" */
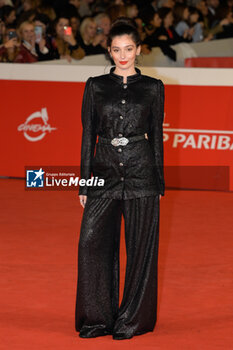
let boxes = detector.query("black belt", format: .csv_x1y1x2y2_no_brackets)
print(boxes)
98,134,148,147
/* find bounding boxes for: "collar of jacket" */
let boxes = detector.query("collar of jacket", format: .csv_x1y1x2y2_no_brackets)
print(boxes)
109,66,141,84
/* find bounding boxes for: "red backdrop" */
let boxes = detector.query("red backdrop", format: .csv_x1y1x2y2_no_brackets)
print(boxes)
0,79,232,191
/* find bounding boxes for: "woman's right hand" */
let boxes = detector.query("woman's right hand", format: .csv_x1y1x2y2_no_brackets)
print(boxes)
4,38,19,49
79,195,87,208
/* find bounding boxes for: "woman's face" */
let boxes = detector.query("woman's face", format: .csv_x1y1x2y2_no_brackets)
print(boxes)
23,0,32,11
190,12,199,24
153,13,162,28
6,10,16,24
86,21,97,38
109,34,141,72
198,0,208,16
56,18,69,38
70,17,79,33
99,16,111,35
164,11,173,27
135,17,143,30
21,23,35,44
183,7,189,20
128,5,138,18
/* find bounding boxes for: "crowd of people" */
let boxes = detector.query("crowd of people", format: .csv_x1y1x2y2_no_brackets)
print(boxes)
0,0,232,63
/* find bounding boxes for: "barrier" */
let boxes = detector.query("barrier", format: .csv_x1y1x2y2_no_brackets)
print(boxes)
0,63,232,191
185,57,233,68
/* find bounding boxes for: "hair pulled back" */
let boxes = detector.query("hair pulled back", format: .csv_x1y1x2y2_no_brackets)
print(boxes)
107,16,141,48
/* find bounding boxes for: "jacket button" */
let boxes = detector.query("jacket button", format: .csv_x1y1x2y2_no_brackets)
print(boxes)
120,177,124,181
118,148,122,152
119,162,123,166
119,115,123,119
118,133,123,137
123,84,127,89
121,99,126,104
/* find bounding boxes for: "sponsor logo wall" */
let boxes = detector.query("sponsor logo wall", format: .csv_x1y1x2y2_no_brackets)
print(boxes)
0,67,232,191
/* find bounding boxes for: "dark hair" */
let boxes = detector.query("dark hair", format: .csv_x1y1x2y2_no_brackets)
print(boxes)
1,5,15,20
157,7,172,22
107,16,141,48
34,13,50,26
216,5,232,20
53,15,70,28
173,3,188,26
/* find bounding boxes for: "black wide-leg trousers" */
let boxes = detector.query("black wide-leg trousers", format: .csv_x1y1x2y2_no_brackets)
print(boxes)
75,195,160,339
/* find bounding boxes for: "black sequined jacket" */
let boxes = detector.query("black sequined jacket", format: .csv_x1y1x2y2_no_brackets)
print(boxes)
78,66,165,199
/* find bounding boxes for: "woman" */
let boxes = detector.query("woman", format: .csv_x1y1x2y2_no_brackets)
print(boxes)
1,5,16,26
75,17,165,340
14,20,52,62
156,6,191,44
51,16,85,62
142,10,178,61
0,27,20,62
173,3,204,42
78,16,106,55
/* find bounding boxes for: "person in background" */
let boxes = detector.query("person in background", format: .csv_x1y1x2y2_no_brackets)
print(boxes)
79,16,107,55
188,6,204,41
14,20,52,62
51,16,85,62
70,13,81,41
196,0,214,38
107,4,126,22
157,0,175,9
21,0,40,12
0,17,6,44
156,6,192,44
69,0,81,12
94,12,111,36
78,0,94,18
134,16,147,42
1,5,16,26
143,9,162,36
33,13,55,60
0,0,5,8
93,12,111,50
142,10,178,60
206,0,219,27
126,2,139,19
214,5,233,38
37,0,56,21
173,3,203,41
0,26,20,61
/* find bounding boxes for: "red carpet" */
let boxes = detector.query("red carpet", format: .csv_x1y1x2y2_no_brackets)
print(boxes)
0,179,232,349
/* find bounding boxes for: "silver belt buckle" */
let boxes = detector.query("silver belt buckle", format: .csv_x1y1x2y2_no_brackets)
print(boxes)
111,137,129,147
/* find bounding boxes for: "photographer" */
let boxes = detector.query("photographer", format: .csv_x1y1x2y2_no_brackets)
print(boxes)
51,16,85,62
0,27,20,62
14,20,52,63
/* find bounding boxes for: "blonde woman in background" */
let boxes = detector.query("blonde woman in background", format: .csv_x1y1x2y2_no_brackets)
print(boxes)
14,20,50,62
79,16,106,55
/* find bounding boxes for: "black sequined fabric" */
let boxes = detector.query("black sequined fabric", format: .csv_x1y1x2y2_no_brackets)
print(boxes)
78,67,165,199
75,67,164,340
75,195,160,339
